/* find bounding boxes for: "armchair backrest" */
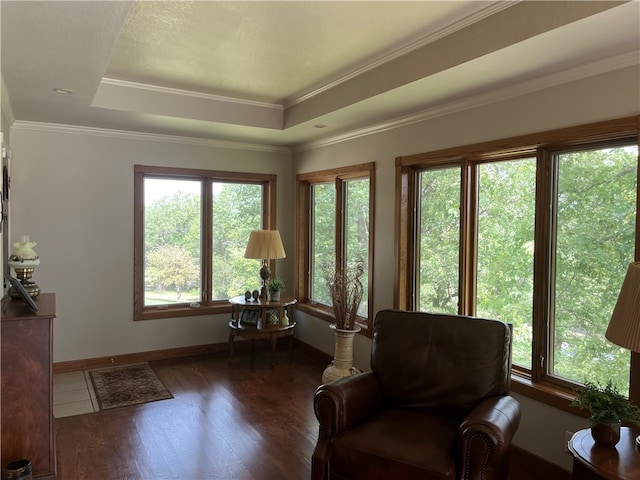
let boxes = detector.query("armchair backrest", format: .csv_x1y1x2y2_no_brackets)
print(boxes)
371,309,511,418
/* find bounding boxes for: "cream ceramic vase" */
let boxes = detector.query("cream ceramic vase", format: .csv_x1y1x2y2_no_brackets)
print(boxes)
322,324,362,384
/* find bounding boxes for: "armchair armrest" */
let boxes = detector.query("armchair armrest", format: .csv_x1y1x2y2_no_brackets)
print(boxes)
458,395,521,480
314,371,383,434
312,371,382,480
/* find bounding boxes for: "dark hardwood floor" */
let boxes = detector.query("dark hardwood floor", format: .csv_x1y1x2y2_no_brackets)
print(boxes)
55,344,563,480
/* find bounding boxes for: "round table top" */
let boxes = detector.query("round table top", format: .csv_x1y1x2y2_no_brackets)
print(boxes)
568,427,640,480
228,295,297,307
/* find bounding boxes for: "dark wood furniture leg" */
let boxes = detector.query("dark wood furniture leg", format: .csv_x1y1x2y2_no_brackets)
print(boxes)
228,328,235,363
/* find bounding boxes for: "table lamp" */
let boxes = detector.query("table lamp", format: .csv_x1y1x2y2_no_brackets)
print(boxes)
605,261,640,447
244,230,286,299
8,235,41,298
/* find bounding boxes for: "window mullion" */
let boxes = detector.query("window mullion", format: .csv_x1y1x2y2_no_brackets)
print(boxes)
531,149,553,382
459,160,476,316
335,178,345,270
202,178,212,305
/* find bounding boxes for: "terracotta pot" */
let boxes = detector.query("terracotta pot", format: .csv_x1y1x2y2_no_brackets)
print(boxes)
321,324,361,384
590,421,621,447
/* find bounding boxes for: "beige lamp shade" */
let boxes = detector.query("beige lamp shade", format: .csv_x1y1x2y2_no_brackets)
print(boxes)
606,262,640,353
244,230,286,260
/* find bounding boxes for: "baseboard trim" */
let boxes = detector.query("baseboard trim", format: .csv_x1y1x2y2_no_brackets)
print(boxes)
52,339,322,374
510,445,571,480
53,342,235,373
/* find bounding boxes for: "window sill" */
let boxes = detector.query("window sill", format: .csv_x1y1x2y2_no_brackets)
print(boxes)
134,302,231,321
511,372,587,419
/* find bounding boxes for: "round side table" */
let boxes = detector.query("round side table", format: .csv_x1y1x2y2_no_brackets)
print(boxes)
568,427,640,480
228,295,297,366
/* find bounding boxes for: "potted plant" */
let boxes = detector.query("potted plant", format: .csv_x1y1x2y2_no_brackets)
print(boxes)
267,277,285,302
571,380,640,446
321,259,365,384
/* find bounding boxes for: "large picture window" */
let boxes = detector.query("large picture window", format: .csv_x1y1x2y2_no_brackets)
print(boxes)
134,165,276,320
397,116,639,406
296,163,375,333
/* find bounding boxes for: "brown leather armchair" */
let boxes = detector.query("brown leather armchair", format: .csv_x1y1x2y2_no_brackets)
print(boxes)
312,309,520,480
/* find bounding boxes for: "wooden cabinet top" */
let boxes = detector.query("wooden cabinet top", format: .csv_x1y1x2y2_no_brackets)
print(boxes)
2,293,56,321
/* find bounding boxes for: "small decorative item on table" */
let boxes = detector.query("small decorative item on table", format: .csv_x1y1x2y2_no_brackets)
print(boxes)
244,290,252,301
240,309,259,327
267,277,285,302
265,309,280,328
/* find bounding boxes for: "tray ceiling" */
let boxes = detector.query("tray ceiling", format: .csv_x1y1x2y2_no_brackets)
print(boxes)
1,1,638,149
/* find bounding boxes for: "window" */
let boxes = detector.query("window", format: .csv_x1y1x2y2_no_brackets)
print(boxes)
296,163,375,333
551,146,637,389
416,167,461,314
397,116,639,406
476,158,536,370
134,165,276,320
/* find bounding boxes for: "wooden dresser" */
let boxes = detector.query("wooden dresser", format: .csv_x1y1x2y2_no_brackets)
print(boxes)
1,293,56,479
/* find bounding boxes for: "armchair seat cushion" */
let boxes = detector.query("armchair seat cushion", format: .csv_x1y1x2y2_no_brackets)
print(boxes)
330,408,459,480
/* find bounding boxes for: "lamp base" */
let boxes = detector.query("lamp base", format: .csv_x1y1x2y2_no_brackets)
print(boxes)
9,267,40,298
259,262,271,299
9,281,40,299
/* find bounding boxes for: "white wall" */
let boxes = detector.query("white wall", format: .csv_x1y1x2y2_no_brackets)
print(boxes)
8,127,293,363
293,65,640,471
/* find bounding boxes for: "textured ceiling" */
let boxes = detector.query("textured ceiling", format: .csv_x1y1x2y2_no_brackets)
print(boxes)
106,1,493,104
1,1,638,150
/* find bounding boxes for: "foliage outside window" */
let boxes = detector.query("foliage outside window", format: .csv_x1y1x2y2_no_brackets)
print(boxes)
134,165,276,320
296,163,375,333
396,116,640,407
551,146,637,390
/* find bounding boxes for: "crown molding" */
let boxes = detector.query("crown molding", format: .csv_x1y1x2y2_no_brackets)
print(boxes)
9,49,637,155
295,51,639,152
95,78,284,130
11,121,290,154
101,78,283,111
285,1,516,108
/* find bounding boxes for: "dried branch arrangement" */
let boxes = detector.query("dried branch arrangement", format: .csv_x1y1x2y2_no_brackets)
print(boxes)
326,259,364,330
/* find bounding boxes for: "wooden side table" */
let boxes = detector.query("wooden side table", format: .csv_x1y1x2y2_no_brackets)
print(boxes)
568,427,640,480
228,295,297,366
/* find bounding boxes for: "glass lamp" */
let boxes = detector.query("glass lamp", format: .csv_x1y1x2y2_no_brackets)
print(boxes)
8,235,41,298
244,230,286,299
605,261,640,447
